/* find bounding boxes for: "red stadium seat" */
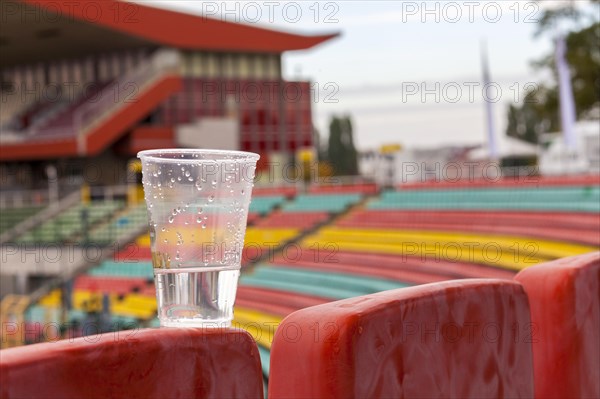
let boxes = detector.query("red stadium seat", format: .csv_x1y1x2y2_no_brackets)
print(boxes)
268,279,534,398
308,183,378,195
514,251,600,399
252,186,297,198
0,328,263,399
236,286,329,316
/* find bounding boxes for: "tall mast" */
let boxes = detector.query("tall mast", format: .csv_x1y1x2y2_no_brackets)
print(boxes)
481,40,499,160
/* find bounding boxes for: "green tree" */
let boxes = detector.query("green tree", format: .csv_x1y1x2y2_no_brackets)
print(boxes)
506,2,599,144
327,116,358,176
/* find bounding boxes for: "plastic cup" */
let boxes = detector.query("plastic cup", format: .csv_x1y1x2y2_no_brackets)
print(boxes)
138,149,259,328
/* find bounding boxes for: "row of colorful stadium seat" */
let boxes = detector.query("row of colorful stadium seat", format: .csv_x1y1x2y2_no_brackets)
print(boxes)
5,253,597,398
338,209,600,245
14,177,600,390
303,227,595,269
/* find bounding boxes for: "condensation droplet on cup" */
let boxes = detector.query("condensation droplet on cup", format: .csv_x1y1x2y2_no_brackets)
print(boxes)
168,215,174,223
185,170,190,177
208,195,214,203
196,216,202,223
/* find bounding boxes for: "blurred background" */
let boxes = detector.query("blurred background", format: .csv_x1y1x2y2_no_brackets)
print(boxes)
0,0,598,386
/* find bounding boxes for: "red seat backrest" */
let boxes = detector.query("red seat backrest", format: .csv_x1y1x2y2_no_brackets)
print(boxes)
268,279,534,398
0,328,263,399
515,251,600,399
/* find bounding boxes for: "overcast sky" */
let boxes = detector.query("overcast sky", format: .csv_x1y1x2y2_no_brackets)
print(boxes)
143,1,597,151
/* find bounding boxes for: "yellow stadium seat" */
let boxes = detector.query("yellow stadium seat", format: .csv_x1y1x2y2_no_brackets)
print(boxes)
302,227,597,271
233,307,282,349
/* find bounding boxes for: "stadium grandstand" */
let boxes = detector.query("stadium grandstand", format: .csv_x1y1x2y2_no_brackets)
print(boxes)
1,1,599,398
0,0,335,178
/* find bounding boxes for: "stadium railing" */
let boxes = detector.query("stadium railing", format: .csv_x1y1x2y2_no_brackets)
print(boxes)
268,279,535,398
0,328,263,399
514,251,600,399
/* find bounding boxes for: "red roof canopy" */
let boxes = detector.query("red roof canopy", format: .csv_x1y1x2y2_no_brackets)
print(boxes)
21,0,339,53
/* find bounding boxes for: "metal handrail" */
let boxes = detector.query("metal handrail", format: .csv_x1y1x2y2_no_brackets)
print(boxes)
6,48,180,142
75,48,180,137
26,223,149,305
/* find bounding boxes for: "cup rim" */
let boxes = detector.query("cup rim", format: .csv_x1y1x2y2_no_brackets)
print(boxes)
137,148,260,163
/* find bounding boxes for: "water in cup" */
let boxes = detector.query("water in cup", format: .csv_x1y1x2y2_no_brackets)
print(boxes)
138,149,259,328
155,266,239,327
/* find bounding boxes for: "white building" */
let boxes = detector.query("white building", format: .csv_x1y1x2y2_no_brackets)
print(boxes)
539,121,600,175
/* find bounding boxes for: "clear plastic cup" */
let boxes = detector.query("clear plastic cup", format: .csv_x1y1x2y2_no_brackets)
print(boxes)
138,149,259,328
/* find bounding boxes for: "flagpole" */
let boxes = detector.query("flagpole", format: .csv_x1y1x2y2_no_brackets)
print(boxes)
555,35,578,157
481,40,499,161
554,0,579,174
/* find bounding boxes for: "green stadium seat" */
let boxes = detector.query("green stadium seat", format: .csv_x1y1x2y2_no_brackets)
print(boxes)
16,201,125,244
0,206,43,234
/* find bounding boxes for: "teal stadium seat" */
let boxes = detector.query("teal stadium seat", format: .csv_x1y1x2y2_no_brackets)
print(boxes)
257,346,271,377
240,264,408,300
24,305,60,324
281,194,363,213
248,195,286,215
89,261,154,279
369,186,599,212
